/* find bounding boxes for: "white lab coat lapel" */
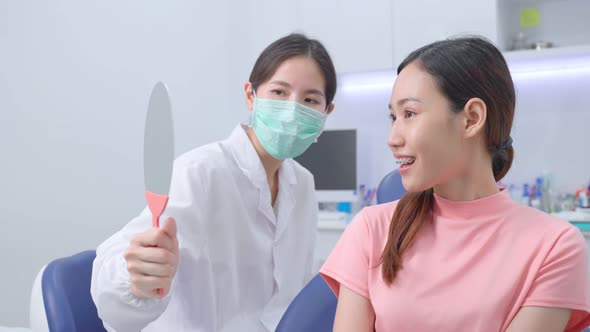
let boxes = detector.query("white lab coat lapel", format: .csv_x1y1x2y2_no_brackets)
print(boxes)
275,159,297,242
228,124,276,227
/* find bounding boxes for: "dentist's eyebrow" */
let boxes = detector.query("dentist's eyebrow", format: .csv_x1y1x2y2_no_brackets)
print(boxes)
305,88,324,97
269,80,325,97
269,80,291,88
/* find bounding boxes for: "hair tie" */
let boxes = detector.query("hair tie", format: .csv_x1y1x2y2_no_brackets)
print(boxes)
497,137,513,151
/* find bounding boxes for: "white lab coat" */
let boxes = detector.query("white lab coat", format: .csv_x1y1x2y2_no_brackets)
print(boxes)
91,124,318,332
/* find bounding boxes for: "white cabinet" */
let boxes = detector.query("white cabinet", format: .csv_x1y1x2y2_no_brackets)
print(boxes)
391,0,498,67
296,0,394,73
497,0,590,52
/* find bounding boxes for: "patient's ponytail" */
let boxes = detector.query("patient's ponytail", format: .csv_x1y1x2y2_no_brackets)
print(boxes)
380,190,434,285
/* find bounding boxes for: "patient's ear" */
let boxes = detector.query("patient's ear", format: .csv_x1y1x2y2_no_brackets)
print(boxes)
462,97,487,139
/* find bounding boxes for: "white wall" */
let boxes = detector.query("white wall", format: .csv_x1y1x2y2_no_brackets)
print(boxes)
506,70,590,192
0,1,304,326
391,0,498,66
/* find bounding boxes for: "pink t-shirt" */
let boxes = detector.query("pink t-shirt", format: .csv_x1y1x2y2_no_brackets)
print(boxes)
321,190,590,331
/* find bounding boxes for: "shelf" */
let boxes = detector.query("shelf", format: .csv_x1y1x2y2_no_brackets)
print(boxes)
498,0,575,5
504,44,590,64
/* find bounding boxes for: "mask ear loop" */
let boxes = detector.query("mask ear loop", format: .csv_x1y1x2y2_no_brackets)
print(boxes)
248,88,257,127
314,102,330,143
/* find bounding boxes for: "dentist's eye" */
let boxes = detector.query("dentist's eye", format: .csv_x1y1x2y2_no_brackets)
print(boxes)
271,89,285,96
305,97,319,104
389,113,396,122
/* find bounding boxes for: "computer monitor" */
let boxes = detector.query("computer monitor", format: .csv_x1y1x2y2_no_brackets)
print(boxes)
294,129,356,202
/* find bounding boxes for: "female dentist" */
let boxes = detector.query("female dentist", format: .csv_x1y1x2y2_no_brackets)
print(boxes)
91,33,337,332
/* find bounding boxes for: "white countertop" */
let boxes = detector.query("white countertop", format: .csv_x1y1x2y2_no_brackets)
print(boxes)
551,210,590,223
319,210,590,232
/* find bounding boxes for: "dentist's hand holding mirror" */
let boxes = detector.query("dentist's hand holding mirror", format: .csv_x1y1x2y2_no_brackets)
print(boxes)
124,82,178,299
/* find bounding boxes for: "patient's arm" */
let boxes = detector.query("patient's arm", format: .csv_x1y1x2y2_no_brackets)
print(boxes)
505,306,571,332
333,285,375,332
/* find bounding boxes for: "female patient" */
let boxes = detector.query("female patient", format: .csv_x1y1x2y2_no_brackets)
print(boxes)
320,36,590,331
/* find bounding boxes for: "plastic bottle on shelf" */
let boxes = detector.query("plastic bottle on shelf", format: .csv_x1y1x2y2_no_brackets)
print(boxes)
580,190,589,209
531,177,544,211
542,171,555,213
521,183,531,207
508,184,520,202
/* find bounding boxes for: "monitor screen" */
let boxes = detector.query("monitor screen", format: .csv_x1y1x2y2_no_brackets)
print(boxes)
294,129,356,191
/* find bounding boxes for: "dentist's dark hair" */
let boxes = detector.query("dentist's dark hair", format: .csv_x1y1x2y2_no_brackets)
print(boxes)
249,33,337,107
381,36,516,285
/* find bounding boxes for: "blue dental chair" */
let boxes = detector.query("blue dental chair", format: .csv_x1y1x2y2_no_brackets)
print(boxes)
375,168,405,206
276,170,405,331
31,250,106,332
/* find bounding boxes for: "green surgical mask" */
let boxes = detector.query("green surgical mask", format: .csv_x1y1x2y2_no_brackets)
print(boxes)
250,96,327,160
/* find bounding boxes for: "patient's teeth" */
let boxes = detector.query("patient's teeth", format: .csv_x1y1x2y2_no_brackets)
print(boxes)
396,157,415,165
